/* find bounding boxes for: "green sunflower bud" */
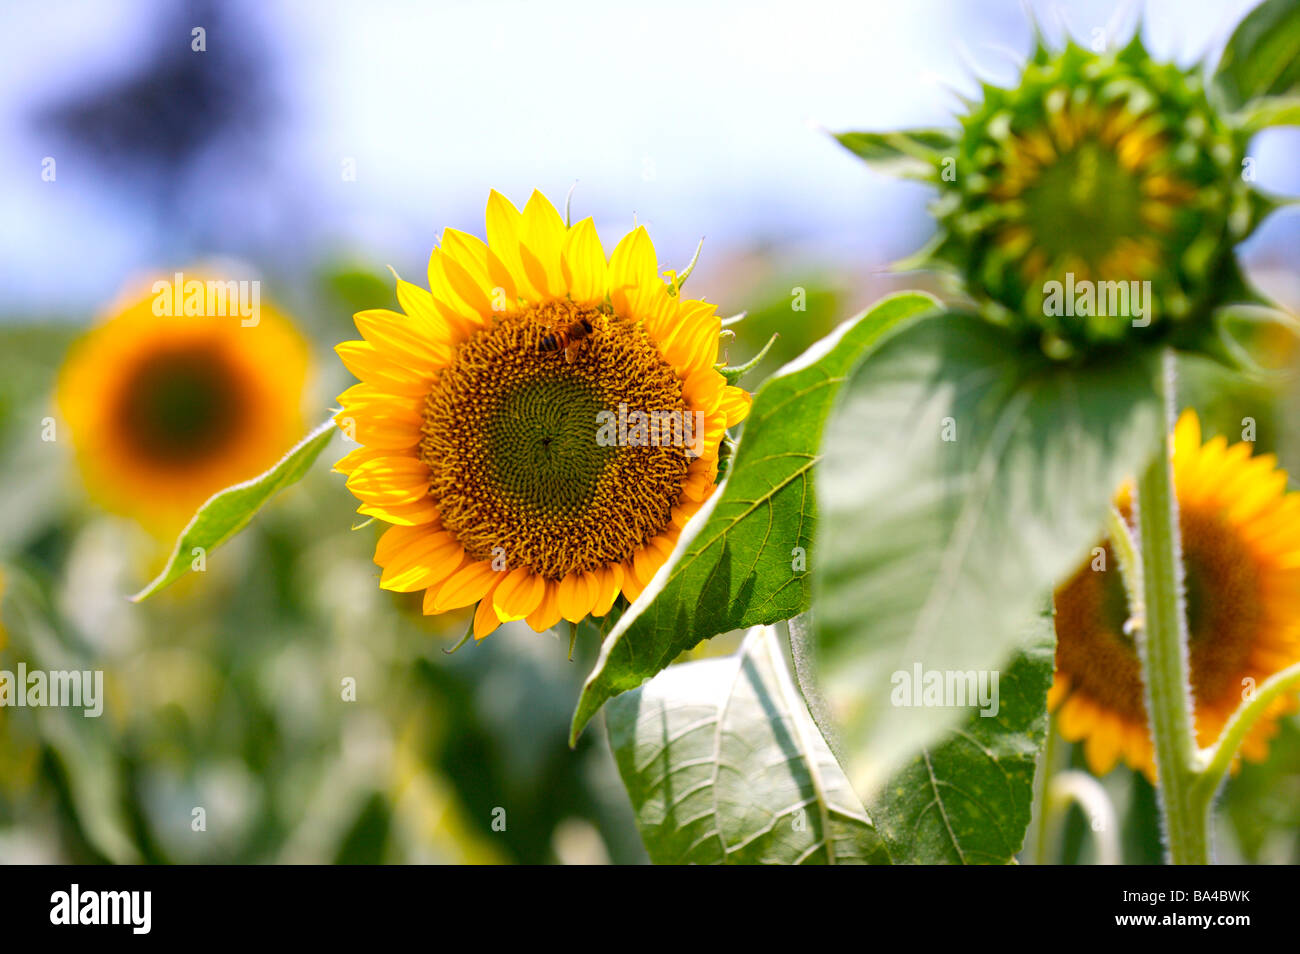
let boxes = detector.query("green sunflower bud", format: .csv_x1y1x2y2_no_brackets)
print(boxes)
839,29,1292,361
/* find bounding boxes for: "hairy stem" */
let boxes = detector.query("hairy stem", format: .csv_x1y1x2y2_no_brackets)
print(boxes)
1134,348,1209,864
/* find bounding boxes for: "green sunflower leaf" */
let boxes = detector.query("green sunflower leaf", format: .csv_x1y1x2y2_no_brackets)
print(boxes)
813,312,1162,795
1213,0,1300,111
866,618,1054,864
1237,94,1300,132
606,625,888,864
130,418,337,601
570,292,939,744
834,129,955,180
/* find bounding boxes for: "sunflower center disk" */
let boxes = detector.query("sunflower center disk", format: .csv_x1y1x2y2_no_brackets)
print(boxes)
419,301,691,580
116,346,243,464
1055,506,1265,722
1021,143,1145,270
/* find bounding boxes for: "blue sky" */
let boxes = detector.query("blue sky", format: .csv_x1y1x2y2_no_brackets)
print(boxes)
1,0,1294,318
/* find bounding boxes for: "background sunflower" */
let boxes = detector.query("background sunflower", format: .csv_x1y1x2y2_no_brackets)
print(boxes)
57,275,310,534
1053,410,1300,780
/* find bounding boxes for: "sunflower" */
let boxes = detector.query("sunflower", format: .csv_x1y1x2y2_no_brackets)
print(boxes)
58,274,310,533
839,34,1268,360
1051,410,1300,780
946,39,1254,354
334,190,751,642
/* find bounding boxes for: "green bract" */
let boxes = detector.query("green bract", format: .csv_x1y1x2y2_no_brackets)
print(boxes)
839,31,1293,360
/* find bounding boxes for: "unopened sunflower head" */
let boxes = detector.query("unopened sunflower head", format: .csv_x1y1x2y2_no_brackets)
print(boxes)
839,32,1284,361
334,191,751,643
1051,410,1300,781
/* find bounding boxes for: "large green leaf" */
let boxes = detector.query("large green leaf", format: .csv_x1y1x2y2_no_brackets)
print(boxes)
867,620,1054,864
1214,0,1300,111
606,626,888,864
570,293,938,743
131,419,336,601
813,313,1161,795
834,129,954,180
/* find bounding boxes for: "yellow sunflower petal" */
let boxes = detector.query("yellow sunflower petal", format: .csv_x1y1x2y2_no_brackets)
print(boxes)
358,497,439,526
718,385,752,428
492,566,547,621
557,571,594,623
354,307,452,371
335,340,433,396
608,226,660,319
442,227,516,307
474,585,504,639
333,444,388,477
346,457,430,505
485,189,539,299
433,560,502,612
1082,713,1123,775
591,563,623,617
425,253,488,334
525,581,563,632
378,529,463,592
517,190,568,300
560,217,608,305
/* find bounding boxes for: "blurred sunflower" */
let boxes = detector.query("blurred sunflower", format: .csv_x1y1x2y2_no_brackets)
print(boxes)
1052,410,1300,780
58,275,310,533
335,190,750,641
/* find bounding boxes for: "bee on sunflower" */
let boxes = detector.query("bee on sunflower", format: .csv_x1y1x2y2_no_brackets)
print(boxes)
1052,410,1300,781
334,191,751,644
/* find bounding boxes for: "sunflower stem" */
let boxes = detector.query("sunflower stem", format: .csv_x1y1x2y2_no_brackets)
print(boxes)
1031,715,1062,865
1045,770,1121,865
1193,660,1300,803
1134,348,1209,865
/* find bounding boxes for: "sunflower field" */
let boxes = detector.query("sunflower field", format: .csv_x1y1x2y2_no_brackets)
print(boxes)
3,0,1300,887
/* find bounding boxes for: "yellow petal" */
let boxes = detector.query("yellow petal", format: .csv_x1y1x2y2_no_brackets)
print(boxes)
333,445,388,476
590,564,623,617
335,340,433,396
425,253,488,334
474,586,504,639
354,308,451,371
718,386,752,428
557,571,594,623
1083,713,1122,776
346,457,430,505
663,307,721,375
485,189,540,299
560,217,608,305
442,227,517,309
379,529,463,592
492,566,546,621
621,559,645,603
358,497,439,526
434,240,494,319
525,580,563,632
433,560,502,612
608,226,660,319
517,190,567,300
